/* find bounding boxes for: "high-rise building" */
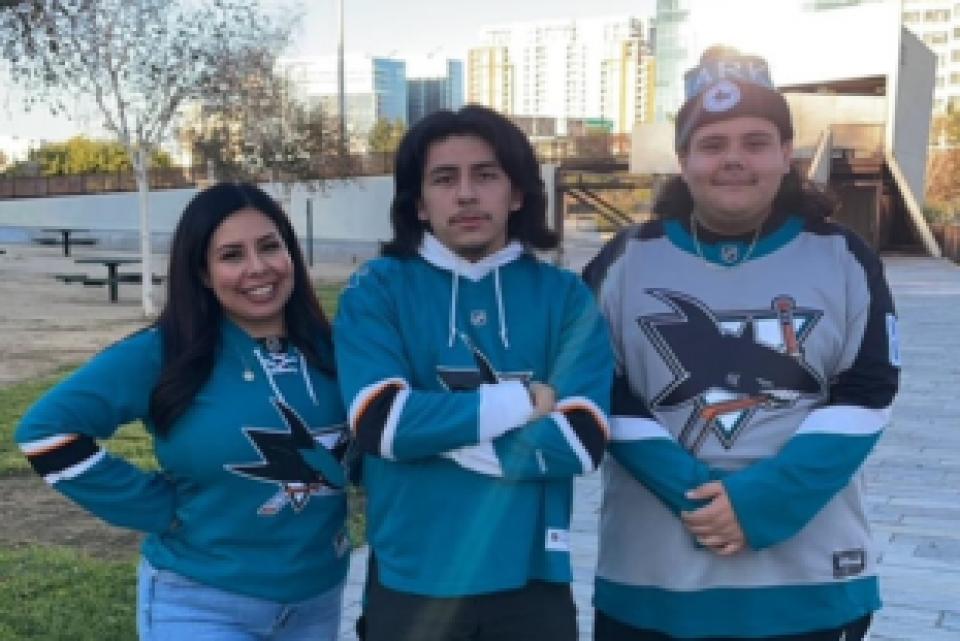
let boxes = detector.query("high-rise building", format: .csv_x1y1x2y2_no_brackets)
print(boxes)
406,59,465,124
899,0,960,113
467,16,655,134
601,38,657,132
446,59,465,112
467,46,514,114
279,55,407,148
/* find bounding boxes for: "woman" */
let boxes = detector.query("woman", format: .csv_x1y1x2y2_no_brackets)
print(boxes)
16,182,350,640
584,47,899,641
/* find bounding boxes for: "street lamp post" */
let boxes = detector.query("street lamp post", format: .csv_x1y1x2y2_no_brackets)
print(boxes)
337,0,346,158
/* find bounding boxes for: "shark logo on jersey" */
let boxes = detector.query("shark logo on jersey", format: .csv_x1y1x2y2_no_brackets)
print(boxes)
436,332,532,391
638,289,825,453
226,399,349,516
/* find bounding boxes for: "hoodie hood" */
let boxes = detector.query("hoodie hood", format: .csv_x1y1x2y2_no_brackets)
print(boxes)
418,233,525,349
418,233,524,281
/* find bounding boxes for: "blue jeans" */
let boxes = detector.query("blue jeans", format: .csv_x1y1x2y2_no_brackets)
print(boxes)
137,558,343,641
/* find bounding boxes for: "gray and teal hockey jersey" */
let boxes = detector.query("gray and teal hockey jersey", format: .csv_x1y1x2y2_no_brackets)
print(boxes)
583,214,900,637
334,234,612,597
16,319,350,603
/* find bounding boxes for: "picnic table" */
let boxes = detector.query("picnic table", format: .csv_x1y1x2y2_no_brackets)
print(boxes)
40,227,95,257
74,256,141,303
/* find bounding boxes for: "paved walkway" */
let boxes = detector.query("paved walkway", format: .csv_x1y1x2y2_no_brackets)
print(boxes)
338,256,960,641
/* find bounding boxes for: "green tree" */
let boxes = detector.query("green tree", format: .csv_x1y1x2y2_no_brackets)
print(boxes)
367,118,406,154
28,137,172,175
0,149,8,172
179,60,352,190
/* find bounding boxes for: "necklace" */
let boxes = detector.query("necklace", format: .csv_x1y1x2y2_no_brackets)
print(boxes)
235,347,256,382
690,214,762,268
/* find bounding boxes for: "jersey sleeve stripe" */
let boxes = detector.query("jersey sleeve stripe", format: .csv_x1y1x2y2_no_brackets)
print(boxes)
348,377,409,457
610,416,674,442
43,449,107,485
550,411,598,472
554,397,609,469
348,377,408,429
18,433,80,456
380,387,411,460
797,405,891,437
556,396,610,439
20,433,104,483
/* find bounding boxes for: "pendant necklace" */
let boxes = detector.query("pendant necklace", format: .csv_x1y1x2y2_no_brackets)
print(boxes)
237,348,256,382
690,214,762,269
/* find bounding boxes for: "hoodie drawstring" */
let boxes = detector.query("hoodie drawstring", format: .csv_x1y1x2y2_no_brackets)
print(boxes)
448,265,510,350
494,266,509,349
448,268,460,347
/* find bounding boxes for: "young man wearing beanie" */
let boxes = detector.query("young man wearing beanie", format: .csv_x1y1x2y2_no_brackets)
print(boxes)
583,46,900,640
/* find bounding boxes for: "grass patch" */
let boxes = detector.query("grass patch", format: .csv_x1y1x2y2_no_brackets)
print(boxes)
316,282,343,316
0,369,157,477
0,368,74,477
0,546,137,641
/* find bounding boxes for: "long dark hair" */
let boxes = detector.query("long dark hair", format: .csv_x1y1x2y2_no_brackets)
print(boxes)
653,165,836,223
149,182,334,436
381,104,557,257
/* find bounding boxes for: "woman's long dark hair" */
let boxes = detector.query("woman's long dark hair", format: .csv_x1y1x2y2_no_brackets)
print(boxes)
653,165,837,223
382,104,557,257
149,182,334,436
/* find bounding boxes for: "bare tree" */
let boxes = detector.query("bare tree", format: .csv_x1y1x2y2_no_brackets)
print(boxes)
0,0,294,315
180,56,353,200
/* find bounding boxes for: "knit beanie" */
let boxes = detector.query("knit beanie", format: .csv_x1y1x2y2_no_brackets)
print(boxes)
675,46,793,151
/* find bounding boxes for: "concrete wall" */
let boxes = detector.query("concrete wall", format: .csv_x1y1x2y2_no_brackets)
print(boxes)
891,28,936,207
0,178,393,240
0,167,559,248
786,94,887,153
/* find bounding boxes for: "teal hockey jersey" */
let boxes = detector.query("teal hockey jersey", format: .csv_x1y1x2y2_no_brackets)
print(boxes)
16,319,350,603
334,234,612,597
583,214,900,638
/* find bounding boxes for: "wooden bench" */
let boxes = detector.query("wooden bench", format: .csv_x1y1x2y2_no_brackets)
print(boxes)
33,233,98,256
116,272,165,285
80,273,165,287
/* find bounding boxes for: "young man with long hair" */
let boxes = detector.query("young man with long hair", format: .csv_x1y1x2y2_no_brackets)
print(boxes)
335,105,612,641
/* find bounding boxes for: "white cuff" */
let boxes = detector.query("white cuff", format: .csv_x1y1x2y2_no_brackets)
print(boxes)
442,442,505,477
478,380,534,440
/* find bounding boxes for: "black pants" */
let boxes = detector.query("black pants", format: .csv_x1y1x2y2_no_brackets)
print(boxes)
594,610,872,641
360,560,577,641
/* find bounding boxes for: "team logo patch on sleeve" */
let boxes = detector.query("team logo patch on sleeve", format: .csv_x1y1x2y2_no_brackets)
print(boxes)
833,549,866,579
886,313,901,367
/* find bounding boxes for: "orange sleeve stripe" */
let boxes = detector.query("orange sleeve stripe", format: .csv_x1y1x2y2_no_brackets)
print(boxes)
352,382,405,434
561,402,610,440
23,434,79,457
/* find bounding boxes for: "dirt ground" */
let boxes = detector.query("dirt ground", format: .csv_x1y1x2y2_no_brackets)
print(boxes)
0,246,151,558
0,476,142,559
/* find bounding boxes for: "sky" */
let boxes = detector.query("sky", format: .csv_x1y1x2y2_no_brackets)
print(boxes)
0,0,656,149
